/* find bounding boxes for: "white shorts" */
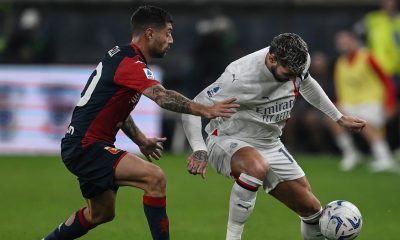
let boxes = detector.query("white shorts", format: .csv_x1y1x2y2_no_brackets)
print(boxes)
206,136,305,193
341,103,385,127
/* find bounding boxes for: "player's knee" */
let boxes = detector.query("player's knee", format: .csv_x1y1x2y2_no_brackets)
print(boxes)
247,160,269,181
146,167,166,193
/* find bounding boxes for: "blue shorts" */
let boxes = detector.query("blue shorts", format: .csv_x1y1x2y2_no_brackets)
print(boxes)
61,139,127,199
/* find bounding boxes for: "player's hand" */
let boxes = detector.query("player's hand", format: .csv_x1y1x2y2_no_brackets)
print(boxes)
139,137,166,162
337,115,367,132
187,150,208,179
203,98,239,119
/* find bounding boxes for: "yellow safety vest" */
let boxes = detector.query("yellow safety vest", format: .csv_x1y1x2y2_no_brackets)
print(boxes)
365,10,400,75
334,49,384,106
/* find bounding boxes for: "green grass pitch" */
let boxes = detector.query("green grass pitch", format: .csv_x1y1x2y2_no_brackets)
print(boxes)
0,154,398,239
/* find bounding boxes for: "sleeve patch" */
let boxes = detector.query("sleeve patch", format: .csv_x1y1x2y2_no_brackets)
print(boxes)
108,46,121,57
206,86,221,98
143,68,155,79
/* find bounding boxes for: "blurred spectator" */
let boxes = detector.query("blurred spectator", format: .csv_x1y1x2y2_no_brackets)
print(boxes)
355,0,400,83
0,3,13,61
0,84,22,141
2,8,55,63
354,0,400,151
40,84,78,140
329,30,398,172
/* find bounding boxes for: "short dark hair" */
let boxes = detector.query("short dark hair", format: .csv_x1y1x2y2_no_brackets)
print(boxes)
130,5,173,36
269,33,309,75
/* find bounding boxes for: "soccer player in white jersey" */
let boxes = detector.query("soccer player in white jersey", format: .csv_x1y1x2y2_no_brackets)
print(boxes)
181,33,367,240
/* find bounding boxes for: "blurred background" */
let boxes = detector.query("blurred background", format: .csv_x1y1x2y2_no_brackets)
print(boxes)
0,0,399,156
1,1,400,239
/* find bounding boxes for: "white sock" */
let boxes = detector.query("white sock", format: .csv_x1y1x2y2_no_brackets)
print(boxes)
335,132,358,156
226,173,263,240
371,140,394,164
300,208,324,240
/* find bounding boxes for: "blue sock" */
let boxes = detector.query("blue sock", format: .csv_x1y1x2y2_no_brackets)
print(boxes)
44,207,94,240
143,195,169,240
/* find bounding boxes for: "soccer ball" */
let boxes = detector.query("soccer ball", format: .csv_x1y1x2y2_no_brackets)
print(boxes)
319,200,363,240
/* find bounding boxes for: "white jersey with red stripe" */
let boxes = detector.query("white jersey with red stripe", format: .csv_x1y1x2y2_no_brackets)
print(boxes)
191,47,308,146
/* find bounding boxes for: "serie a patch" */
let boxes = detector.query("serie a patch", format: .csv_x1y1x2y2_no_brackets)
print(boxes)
207,86,221,97
143,68,155,79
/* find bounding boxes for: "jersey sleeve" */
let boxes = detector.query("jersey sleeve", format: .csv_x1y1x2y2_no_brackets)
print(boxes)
114,57,160,93
300,74,343,121
182,70,239,152
194,70,242,105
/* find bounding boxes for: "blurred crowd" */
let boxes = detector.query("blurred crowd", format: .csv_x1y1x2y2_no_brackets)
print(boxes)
0,1,399,169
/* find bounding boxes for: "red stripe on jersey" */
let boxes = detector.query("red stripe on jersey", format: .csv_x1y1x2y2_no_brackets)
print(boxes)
292,80,299,97
114,56,159,93
143,195,167,207
82,88,136,147
211,129,218,136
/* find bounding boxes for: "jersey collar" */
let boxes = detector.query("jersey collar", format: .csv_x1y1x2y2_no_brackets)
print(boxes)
130,43,148,64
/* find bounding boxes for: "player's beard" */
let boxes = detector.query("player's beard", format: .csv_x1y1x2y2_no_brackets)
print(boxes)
149,42,170,58
270,65,290,82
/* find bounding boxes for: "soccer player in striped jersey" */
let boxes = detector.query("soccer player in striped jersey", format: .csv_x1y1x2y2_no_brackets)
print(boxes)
43,5,238,240
182,33,366,240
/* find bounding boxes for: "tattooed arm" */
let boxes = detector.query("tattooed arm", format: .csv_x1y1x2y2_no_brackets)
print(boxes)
121,115,147,146
187,150,208,179
121,115,166,161
142,84,239,119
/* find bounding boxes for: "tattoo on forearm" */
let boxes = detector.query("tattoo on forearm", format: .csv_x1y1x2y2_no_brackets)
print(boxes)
121,117,140,140
151,86,192,114
193,150,207,162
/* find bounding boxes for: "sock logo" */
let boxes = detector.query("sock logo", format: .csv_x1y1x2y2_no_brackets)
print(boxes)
160,217,169,234
237,203,250,210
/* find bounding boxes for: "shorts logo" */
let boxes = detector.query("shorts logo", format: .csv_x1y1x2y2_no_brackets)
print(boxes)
104,146,121,154
143,68,155,79
207,86,221,98
230,142,238,149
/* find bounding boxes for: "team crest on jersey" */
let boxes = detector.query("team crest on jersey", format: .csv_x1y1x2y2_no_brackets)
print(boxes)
207,86,221,98
104,146,121,154
143,68,155,79
230,142,238,149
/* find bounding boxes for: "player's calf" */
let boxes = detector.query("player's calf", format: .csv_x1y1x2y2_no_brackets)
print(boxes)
143,195,169,240
227,173,263,240
43,207,95,240
88,207,115,225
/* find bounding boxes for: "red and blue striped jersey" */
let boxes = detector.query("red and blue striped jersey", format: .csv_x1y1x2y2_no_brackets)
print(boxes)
64,43,159,147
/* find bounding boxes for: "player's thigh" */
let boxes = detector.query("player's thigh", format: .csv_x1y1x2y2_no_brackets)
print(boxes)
231,147,269,180
207,137,268,179
269,176,321,217
114,152,165,189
